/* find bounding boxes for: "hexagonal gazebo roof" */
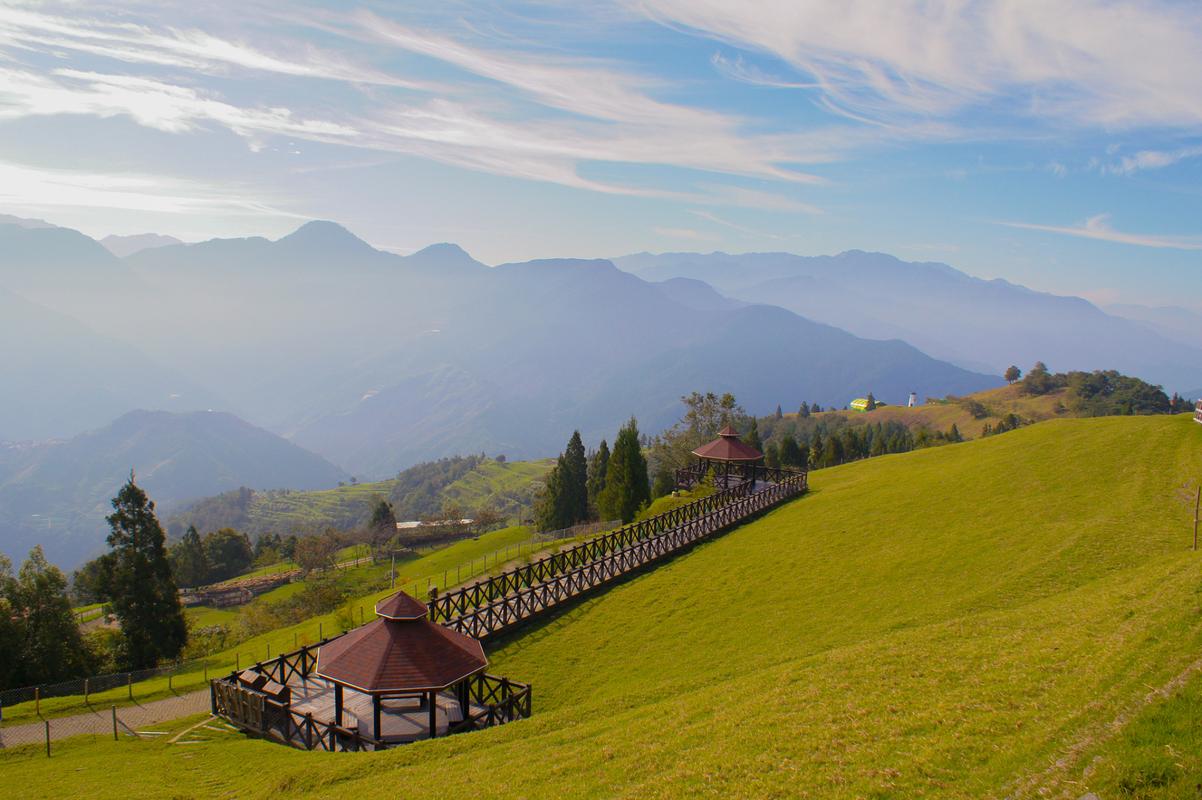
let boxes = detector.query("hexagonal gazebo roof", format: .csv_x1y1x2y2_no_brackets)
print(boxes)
315,592,487,694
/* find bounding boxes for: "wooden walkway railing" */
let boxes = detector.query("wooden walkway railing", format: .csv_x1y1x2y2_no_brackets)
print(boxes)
442,472,807,641
429,469,806,625
212,468,805,752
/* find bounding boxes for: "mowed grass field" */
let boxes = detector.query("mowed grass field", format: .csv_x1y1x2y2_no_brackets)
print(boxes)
4,415,1201,799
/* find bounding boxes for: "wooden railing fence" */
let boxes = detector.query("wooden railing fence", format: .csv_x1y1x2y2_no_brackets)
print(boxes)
429,469,806,624
212,467,804,752
442,472,808,641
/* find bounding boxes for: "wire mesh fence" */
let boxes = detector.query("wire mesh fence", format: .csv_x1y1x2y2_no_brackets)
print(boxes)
0,693,212,754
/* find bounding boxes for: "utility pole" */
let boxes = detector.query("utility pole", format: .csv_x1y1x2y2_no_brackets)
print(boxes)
1194,486,1200,552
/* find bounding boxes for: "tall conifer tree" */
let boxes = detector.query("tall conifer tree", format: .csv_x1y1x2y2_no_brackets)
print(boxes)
563,431,589,524
586,439,610,517
106,474,187,669
599,417,650,523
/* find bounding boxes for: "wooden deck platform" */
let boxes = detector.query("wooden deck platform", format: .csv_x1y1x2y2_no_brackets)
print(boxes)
285,674,480,742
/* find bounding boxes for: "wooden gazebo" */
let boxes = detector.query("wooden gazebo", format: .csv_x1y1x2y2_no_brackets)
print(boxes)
312,591,487,742
687,425,764,488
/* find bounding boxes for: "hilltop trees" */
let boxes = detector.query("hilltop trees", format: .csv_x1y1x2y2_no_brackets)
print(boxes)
1,548,94,688
865,393,877,411
536,431,590,531
587,440,610,517
202,529,254,583
12,547,92,682
599,418,650,524
1005,365,1021,384
105,474,187,669
169,526,208,587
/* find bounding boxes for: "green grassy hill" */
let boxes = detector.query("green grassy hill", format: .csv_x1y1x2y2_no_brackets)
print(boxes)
6,415,1201,798
169,458,553,536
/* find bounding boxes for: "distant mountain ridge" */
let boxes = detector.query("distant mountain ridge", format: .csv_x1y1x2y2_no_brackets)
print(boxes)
614,250,1202,392
0,410,347,568
0,219,998,480
100,232,183,257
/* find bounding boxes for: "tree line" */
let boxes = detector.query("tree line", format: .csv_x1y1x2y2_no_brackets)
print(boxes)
535,417,651,530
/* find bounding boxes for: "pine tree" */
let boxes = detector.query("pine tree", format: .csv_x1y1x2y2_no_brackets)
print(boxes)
563,431,589,524
798,402,810,418
598,417,650,523
774,404,783,420
169,526,209,587
586,439,610,518
13,547,91,683
865,392,877,411
745,418,763,453
106,474,187,669
535,457,569,531
948,423,963,442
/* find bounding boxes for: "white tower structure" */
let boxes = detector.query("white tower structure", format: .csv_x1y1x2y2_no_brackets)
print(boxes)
908,392,917,408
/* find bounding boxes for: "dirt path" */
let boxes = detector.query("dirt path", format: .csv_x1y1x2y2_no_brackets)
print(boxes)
0,689,210,749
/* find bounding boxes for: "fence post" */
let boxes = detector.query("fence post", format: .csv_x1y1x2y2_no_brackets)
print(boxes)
84,678,90,704
35,686,40,717
168,673,173,692
266,643,271,660
318,622,323,640
127,673,133,701
112,706,118,741
236,653,240,671
45,720,50,758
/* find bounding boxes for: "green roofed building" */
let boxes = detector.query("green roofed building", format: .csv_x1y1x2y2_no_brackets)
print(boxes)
850,397,886,413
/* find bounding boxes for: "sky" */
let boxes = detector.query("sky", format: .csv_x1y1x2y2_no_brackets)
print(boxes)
0,0,1199,309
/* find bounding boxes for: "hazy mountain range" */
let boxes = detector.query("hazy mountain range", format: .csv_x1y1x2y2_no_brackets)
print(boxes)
0,410,346,567
614,251,1202,391
0,219,997,471
7,214,1196,566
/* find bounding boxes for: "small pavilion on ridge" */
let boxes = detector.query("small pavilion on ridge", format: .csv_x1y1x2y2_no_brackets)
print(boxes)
688,425,764,488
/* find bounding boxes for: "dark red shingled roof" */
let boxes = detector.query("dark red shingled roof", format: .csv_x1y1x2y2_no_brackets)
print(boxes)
691,425,764,462
375,592,429,621
315,612,487,693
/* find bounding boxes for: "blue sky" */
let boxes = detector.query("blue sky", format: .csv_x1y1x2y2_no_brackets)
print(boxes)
0,1,1199,309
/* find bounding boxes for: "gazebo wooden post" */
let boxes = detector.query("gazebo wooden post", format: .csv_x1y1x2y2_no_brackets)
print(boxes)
428,690,438,738
333,683,343,727
372,693,382,741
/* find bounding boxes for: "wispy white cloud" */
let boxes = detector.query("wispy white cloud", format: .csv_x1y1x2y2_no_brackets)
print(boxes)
0,67,358,142
631,0,1202,130
0,5,427,88
1102,145,1202,175
998,213,1202,251
0,159,302,218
